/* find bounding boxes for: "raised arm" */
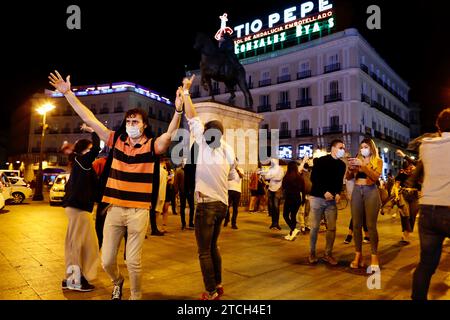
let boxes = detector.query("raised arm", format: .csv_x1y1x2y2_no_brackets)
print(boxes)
181,75,197,119
49,71,110,142
154,87,183,154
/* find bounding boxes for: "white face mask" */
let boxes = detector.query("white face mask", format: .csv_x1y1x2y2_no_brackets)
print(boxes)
126,125,142,139
336,149,345,159
361,147,371,157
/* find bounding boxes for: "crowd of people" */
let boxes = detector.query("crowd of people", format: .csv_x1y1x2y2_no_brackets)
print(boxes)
48,70,449,301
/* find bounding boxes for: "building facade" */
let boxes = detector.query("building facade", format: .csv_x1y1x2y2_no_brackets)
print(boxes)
9,82,174,181
191,28,414,177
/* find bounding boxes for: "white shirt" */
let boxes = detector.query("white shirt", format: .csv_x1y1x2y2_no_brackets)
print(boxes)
187,117,236,206
228,167,243,193
419,132,450,206
260,159,284,192
155,164,168,213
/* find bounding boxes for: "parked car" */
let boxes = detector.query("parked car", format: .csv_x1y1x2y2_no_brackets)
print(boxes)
0,173,12,202
49,173,70,206
7,177,33,204
0,189,5,210
8,176,29,187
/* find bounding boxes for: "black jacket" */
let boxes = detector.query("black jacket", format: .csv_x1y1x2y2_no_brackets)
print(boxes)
310,155,346,198
63,133,101,212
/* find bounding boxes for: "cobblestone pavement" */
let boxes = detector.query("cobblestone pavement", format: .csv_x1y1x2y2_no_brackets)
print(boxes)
0,198,449,300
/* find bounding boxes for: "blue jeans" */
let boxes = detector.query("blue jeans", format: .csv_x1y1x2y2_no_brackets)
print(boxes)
412,204,450,300
351,184,381,254
268,189,282,227
195,201,228,293
309,196,337,256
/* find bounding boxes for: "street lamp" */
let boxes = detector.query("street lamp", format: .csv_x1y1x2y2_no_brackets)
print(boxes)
33,103,55,201
383,147,389,154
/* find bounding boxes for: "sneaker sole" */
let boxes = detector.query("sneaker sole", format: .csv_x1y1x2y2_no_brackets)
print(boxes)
67,286,94,292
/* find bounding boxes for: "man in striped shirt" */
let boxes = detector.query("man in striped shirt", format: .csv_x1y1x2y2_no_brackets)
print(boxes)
49,71,183,300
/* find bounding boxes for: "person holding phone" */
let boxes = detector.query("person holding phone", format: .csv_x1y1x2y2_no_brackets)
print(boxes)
346,138,383,269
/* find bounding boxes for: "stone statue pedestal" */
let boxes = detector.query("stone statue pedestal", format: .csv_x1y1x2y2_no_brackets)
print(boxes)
194,102,263,173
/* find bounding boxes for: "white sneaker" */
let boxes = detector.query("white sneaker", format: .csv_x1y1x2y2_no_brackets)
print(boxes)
291,228,300,239
284,234,292,240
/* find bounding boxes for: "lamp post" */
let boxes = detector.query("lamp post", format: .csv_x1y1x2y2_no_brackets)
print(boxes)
33,103,55,201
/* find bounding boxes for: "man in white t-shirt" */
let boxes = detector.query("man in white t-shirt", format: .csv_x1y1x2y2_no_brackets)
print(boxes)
181,75,237,300
224,160,244,229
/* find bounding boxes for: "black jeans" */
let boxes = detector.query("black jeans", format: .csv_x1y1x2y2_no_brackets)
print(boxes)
180,189,195,227
283,197,302,232
412,204,450,300
225,190,241,226
268,189,282,227
195,201,228,293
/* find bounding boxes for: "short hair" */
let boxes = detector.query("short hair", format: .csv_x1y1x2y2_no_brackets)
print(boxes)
204,120,224,134
124,108,152,137
330,139,344,148
436,108,450,133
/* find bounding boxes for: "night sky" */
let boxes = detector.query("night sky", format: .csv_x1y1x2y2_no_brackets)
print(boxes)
1,0,449,138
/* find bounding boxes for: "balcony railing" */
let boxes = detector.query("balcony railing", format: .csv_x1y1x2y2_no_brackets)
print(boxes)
212,88,221,95
61,128,71,134
324,63,341,73
46,147,58,153
257,105,271,113
258,79,272,87
247,82,254,89
31,147,40,153
48,129,59,134
148,112,156,119
361,93,371,104
73,128,83,133
324,92,342,103
296,128,313,137
276,101,291,110
322,125,343,134
277,74,291,84
99,108,109,114
360,64,369,73
279,130,292,139
297,70,312,80
296,98,312,108
90,108,97,114
371,101,409,127
114,106,124,113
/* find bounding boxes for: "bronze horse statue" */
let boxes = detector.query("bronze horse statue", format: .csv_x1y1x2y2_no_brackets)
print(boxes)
194,32,253,107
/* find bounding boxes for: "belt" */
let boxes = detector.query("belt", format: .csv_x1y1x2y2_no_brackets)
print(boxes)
196,192,217,203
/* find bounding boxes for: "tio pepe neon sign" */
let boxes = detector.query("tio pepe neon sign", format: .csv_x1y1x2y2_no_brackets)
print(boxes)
233,0,333,38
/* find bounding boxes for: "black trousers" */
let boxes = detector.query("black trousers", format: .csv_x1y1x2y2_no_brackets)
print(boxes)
283,197,302,232
95,202,110,249
225,190,241,226
180,190,195,227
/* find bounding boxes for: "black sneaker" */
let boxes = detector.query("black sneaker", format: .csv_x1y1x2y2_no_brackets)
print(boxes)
363,236,370,243
223,220,229,227
62,279,68,290
344,234,353,244
231,225,238,229
67,276,95,292
151,230,165,236
111,279,124,300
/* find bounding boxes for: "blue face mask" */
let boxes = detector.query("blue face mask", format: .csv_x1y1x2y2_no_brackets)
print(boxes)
126,125,142,139
336,149,345,158
361,147,371,157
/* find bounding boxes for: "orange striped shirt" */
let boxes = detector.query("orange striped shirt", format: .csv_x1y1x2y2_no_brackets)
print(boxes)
102,131,155,209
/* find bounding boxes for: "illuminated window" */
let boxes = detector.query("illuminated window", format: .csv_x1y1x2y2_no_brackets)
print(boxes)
298,144,313,158
278,145,293,160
